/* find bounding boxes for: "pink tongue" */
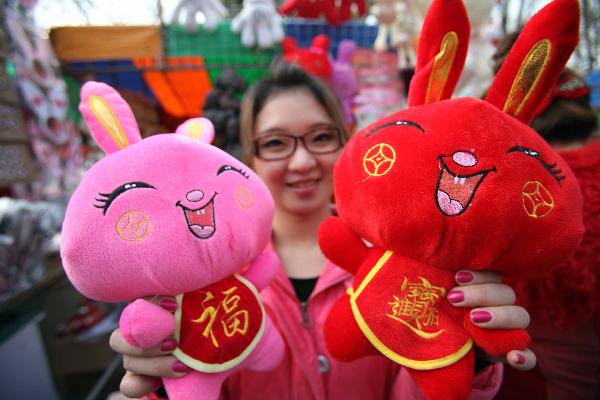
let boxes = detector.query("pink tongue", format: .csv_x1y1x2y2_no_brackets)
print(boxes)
190,225,215,238
437,190,464,215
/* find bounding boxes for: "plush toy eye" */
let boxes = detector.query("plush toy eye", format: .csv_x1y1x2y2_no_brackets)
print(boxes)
507,146,565,186
217,165,250,179
94,181,156,215
364,120,425,138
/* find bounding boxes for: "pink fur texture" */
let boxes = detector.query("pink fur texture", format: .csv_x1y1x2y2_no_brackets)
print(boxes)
61,82,284,399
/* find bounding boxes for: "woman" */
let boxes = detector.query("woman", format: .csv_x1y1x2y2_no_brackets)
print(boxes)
110,62,534,399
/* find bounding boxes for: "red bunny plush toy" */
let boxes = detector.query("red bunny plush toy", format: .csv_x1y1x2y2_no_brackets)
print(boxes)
282,35,333,81
319,1,584,399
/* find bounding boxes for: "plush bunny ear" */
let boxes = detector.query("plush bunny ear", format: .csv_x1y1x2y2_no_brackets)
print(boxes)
79,81,142,154
281,36,298,55
311,35,330,54
407,0,470,107
175,117,215,144
485,0,580,124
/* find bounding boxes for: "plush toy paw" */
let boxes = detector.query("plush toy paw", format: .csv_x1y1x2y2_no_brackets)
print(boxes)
231,0,284,48
119,299,176,348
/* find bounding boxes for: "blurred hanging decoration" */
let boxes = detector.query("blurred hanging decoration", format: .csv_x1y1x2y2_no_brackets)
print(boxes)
371,0,416,94
231,0,284,49
331,40,358,127
279,0,366,26
171,0,228,32
3,0,84,201
279,0,340,26
372,0,416,69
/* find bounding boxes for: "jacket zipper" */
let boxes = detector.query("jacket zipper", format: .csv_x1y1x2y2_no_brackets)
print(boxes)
300,301,310,327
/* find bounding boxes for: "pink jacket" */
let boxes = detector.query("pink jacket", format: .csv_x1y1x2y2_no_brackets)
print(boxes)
220,254,504,399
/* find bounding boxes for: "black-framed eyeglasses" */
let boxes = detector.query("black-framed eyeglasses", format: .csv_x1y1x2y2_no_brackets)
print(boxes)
253,126,343,161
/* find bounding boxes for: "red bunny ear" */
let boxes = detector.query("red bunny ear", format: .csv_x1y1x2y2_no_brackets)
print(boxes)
407,0,470,107
281,36,298,56
311,34,330,54
485,0,580,124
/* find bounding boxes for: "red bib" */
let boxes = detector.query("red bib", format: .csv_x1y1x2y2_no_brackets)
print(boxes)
350,251,472,370
173,274,265,372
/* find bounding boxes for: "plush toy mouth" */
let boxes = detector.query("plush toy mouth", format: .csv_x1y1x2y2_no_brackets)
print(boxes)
435,158,495,216
176,195,217,239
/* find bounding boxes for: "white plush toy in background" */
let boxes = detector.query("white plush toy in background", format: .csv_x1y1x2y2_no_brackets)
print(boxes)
231,0,284,49
171,0,228,32
371,0,416,70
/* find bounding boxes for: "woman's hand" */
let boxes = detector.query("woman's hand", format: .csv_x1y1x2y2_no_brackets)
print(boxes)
109,297,189,398
449,270,536,371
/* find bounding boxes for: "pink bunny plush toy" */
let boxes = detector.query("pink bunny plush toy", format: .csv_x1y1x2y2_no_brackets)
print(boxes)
60,82,284,400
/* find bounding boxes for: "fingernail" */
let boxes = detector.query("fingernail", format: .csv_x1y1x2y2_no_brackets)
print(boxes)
447,290,464,303
455,271,474,284
160,299,178,312
172,361,191,373
515,353,526,365
160,338,177,352
471,310,493,323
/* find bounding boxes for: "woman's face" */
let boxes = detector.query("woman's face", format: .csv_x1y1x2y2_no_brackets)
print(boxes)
252,89,341,217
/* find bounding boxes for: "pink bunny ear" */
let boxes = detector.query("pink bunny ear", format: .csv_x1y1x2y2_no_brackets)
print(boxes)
337,40,357,63
484,0,580,124
407,0,470,107
79,81,142,154
175,117,215,144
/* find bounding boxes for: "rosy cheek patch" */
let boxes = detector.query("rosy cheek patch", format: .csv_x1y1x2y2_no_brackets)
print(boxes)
115,210,151,241
235,184,254,209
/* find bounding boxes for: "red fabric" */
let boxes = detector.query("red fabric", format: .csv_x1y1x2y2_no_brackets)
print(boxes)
485,0,580,123
177,275,264,368
219,248,504,399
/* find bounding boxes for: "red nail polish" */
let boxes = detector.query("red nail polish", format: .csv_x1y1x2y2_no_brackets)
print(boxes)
455,271,474,284
447,290,464,303
160,339,177,352
471,310,493,323
172,361,191,373
160,299,178,312
515,354,526,365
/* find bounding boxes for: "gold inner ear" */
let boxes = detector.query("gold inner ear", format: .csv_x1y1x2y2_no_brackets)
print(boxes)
503,39,552,117
187,120,204,140
89,94,129,149
425,31,459,104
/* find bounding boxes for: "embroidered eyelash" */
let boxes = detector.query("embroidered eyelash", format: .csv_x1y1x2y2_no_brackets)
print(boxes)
93,182,156,215
365,120,425,137
544,162,566,185
507,146,566,186
94,192,111,214
217,165,250,179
